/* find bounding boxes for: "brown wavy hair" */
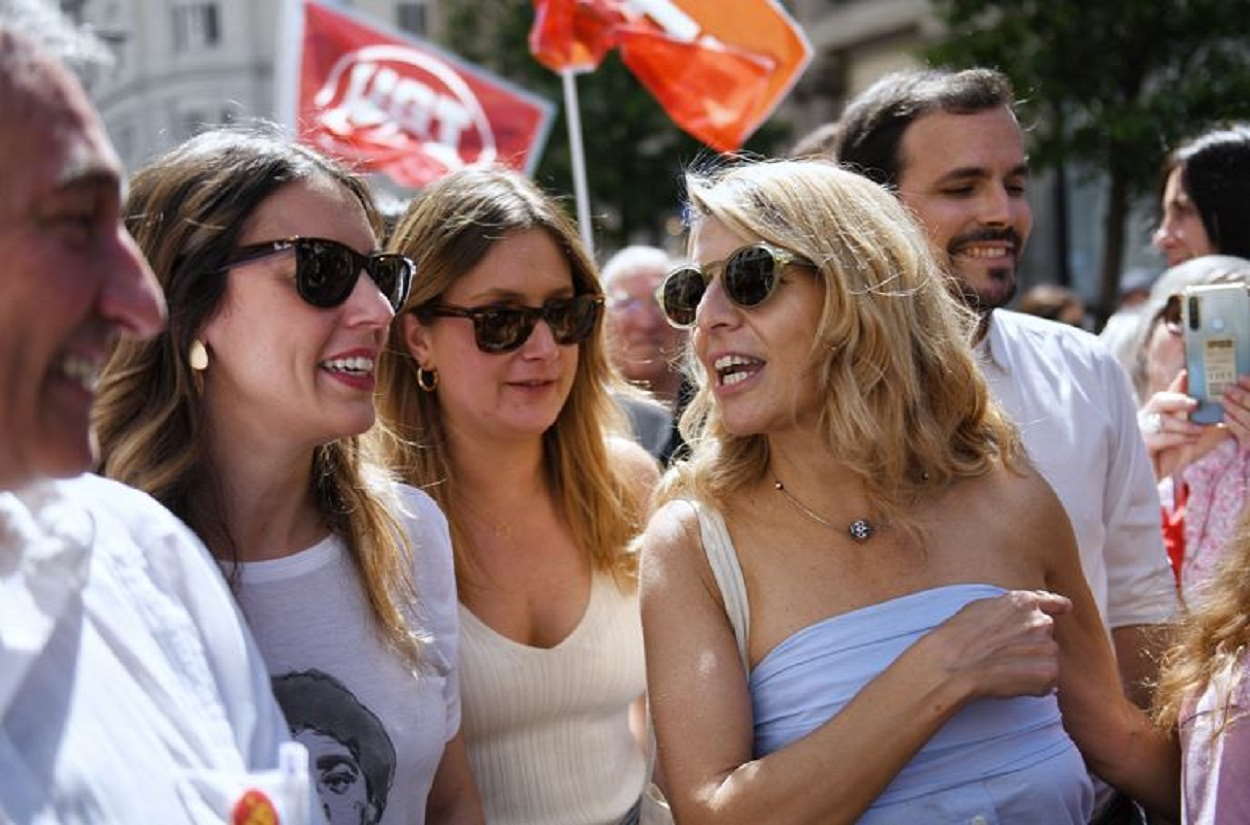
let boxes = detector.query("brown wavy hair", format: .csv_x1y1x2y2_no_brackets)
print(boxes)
375,166,642,590
93,126,425,667
657,158,1021,532
1155,509,1250,735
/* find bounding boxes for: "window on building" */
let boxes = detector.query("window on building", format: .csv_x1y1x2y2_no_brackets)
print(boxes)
172,3,220,51
175,102,235,141
178,108,208,140
396,1,427,37
59,0,86,25
112,120,135,168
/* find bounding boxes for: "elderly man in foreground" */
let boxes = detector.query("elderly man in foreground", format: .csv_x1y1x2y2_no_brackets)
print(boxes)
0,2,316,821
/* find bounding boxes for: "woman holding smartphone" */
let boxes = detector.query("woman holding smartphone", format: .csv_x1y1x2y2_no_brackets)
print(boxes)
94,127,481,825
1141,124,1250,468
375,166,661,825
640,158,1178,824
1132,256,1250,599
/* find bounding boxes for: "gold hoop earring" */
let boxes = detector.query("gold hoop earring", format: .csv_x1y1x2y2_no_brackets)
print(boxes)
417,366,438,392
189,339,209,371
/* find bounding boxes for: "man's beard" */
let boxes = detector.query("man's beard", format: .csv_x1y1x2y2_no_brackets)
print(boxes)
951,266,1018,316
945,226,1023,317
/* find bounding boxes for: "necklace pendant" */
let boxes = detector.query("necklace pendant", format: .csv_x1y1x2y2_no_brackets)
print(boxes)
847,519,875,543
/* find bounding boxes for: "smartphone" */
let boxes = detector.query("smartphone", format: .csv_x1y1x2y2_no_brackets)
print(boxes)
1182,283,1250,424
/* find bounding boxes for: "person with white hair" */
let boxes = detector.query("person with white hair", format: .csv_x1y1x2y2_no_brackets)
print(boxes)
602,245,689,460
1133,256,1250,601
602,245,686,406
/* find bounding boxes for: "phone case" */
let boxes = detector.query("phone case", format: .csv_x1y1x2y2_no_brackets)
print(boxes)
1182,283,1250,424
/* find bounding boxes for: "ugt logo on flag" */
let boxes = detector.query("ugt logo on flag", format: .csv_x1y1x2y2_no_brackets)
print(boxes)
288,1,555,188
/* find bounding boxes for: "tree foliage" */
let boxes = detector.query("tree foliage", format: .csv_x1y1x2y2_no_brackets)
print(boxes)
926,0,1250,313
441,0,790,255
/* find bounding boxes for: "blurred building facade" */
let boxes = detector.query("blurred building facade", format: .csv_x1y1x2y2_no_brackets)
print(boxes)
68,0,448,171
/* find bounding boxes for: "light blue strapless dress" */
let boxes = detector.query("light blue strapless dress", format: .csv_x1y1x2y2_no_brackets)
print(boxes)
689,500,1093,825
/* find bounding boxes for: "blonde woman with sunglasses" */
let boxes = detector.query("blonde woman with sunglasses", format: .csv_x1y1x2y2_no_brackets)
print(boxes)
94,127,482,825
375,166,661,825
640,158,1179,825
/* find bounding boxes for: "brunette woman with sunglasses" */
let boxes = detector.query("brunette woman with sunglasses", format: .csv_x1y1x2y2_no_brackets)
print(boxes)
93,127,483,825
375,167,662,825
639,159,1179,824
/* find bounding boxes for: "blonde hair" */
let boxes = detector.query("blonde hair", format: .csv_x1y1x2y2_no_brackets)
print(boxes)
658,158,1020,531
375,166,642,589
93,127,425,668
1155,509,1250,734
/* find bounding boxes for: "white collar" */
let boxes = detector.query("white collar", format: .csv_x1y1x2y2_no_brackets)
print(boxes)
976,309,1013,374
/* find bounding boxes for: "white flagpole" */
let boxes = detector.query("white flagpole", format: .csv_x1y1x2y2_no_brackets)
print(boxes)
274,0,304,136
561,68,594,257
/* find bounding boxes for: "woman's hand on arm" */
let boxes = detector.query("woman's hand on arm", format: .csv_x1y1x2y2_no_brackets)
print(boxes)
640,502,1070,825
919,589,1071,700
425,731,485,825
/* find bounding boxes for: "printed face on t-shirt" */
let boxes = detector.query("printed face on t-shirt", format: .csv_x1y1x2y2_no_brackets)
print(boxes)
296,730,377,825
273,669,395,825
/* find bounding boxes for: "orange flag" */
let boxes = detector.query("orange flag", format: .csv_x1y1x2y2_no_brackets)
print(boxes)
529,0,810,152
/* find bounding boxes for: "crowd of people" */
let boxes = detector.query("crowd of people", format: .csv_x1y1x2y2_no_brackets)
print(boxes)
6,2,1250,825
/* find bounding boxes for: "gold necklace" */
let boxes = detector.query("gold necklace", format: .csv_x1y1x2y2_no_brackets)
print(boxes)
773,479,877,543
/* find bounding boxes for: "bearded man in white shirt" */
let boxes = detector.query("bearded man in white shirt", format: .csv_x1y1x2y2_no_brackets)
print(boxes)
829,68,1177,707
0,3,316,821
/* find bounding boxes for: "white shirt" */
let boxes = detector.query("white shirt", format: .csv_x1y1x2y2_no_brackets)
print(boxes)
978,309,1177,630
0,474,318,824
231,483,460,825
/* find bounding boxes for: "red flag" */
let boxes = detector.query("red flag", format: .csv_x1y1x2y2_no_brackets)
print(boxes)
528,0,810,152
292,1,555,188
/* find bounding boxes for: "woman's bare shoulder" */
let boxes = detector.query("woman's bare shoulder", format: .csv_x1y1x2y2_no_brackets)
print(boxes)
641,498,702,559
963,462,1073,556
925,462,1072,575
1001,461,1068,525
641,498,718,590
608,434,661,504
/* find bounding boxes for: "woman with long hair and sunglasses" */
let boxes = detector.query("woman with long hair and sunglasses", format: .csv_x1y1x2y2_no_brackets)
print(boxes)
1130,256,1250,600
640,158,1179,824
93,127,482,825
375,166,661,825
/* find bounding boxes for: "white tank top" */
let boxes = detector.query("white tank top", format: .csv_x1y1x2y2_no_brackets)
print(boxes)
458,572,648,825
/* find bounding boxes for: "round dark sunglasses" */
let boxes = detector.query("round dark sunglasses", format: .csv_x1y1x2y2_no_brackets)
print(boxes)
657,242,815,328
1161,294,1184,336
222,236,414,311
415,294,604,354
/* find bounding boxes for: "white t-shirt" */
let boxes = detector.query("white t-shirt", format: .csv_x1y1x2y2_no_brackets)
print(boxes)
978,309,1178,630
230,483,460,825
0,474,316,824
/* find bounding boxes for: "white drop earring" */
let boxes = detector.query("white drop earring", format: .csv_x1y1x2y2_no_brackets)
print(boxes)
189,339,209,371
